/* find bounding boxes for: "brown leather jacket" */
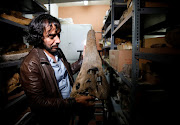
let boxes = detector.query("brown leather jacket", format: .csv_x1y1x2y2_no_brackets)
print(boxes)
20,47,82,124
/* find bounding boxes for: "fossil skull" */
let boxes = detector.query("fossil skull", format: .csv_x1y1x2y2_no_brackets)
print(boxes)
70,30,109,99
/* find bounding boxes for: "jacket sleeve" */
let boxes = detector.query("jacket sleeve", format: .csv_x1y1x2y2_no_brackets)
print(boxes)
20,59,77,114
70,55,83,75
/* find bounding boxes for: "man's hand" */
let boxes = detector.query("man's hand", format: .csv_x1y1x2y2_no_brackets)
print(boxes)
75,95,95,107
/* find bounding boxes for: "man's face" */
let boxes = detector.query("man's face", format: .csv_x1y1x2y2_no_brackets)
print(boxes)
42,23,61,53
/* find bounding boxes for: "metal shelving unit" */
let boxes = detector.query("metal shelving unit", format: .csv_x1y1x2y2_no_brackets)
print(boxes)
0,1,48,124
3,94,27,112
136,52,180,64
0,17,28,30
0,60,23,68
110,0,127,50
102,0,179,124
0,0,48,14
101,0,126,65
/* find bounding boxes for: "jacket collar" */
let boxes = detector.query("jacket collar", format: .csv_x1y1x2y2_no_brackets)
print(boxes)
36,48,50,64
35,47,74,86
36,48,63,64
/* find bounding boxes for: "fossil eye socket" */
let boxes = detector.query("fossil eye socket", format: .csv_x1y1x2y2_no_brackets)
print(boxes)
87,67,99,74
76,83,80,90
86,78,91,83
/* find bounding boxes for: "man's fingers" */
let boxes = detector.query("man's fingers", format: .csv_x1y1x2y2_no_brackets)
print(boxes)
83,96,96,101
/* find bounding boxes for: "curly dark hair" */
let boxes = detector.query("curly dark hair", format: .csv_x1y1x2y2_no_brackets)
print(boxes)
27,14,61,47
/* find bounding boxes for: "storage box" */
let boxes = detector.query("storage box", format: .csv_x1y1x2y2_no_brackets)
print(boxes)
144,1,168,7
144,37,171,48
117,41,132,50
109,50,132,72
115,38,126,45
109,50,118,70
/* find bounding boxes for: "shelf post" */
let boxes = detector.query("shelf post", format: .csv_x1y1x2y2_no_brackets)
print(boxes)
111,0,115,50
132,0,140,85
48,0,51,14
130,0,141,124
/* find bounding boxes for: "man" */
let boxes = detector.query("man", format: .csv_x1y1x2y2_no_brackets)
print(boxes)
20,14,94,125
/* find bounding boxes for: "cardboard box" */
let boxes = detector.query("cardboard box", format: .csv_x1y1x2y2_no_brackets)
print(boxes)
144,37,171,48
109,50,118,70
117,41,132,50
109,50,132,72
144,2,168,7
115,38,126,45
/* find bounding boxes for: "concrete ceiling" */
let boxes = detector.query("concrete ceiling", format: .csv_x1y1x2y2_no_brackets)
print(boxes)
37,0,110,6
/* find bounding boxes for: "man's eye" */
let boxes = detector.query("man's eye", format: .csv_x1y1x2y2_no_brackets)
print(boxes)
57,34,60,38
48,34,60,39
49,36,55,39
49,34,56,39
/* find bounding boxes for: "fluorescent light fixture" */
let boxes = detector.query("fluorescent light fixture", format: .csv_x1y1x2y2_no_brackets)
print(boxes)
84,0,88,5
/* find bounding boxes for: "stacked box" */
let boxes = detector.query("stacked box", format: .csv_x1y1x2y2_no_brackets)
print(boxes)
109,50,132,72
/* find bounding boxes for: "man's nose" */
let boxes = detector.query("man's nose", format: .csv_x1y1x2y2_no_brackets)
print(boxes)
55,35,61,43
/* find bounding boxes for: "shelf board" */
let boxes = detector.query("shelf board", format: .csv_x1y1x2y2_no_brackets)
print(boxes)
0,17,28,30
114,2,127,7
140,7,169,14
102,8,111,31
112,12,133,35
135,52,180,64
118,72,133,88
0,0,48,14
33,0,48,13
102,45,117,50
111,97,129,125
102,58,133,88
102,4,126,31
102,24,111,37
15,112,32,125
3,94,26,112
144,20,168,35
102,46,111,50
112,8,168,36
0,59,23,68
113,4,127,20
136,48,180,64
102,58,110,66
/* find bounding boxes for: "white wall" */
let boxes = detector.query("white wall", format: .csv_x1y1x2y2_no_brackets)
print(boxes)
44,4,58,18
59,24,92,63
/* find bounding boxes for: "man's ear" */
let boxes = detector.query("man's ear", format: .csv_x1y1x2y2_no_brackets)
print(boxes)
41,36,44,41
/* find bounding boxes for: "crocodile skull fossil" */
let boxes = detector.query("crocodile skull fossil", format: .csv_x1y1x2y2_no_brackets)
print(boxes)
70,30,109,99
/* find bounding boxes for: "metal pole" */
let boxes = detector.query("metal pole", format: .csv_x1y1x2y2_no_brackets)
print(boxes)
48,0,50,14
111,0,115,50
130,0,140,124
132,0,140,85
